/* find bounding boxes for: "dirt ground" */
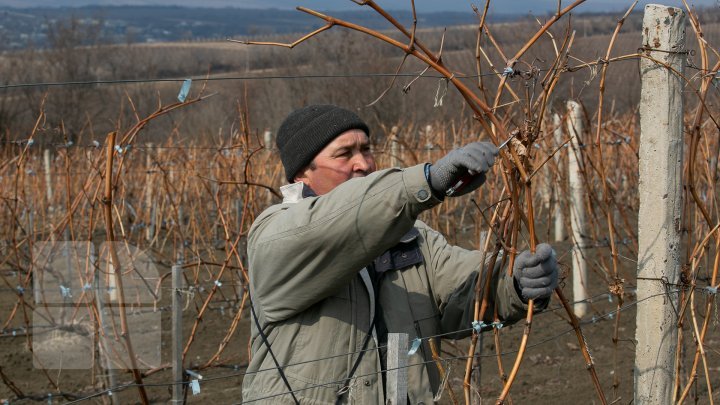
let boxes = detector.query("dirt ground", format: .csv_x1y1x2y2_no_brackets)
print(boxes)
2,231,720,404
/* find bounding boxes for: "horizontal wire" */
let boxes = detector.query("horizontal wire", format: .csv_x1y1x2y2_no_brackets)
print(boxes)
11,55,719,93
0,70,518,91
2,56,716,92
0,50,673,93
48,288,683,404
240,289,684,404
34,289,688,404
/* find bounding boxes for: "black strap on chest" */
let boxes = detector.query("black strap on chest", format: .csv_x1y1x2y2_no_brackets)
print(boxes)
250,301,300,405
335,312,377,404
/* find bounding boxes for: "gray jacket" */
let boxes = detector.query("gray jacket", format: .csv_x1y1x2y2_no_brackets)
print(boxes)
242,164,531,404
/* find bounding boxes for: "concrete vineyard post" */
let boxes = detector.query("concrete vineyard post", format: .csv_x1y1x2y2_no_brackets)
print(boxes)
552,113,565,242
263,130,272,149
566,100,589,318
390,126,399,168
94,245,119,405
145,144,155,243
43,149,53,212
171,264,184,404
634,4,685,404
425,125,433,163
387,333,408,405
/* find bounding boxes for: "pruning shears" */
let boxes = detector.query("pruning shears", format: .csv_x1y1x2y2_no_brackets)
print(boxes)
445,132,516,197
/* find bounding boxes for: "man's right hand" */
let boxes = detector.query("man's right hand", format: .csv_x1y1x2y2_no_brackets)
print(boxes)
429,142,499,197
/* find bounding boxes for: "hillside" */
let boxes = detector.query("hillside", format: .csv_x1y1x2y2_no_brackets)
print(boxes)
0,6,718,141
0,5,496,49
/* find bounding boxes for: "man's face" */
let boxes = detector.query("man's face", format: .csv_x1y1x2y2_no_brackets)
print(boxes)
294,129,376,195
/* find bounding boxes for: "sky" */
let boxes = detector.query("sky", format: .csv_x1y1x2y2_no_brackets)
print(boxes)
0,0,717,14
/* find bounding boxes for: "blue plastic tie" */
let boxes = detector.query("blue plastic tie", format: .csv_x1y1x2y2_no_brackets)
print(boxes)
472,320,486,333
214,280,222,287
492,321,504,330
27,138,35,146
83,283,92,291
408,338,422,355
186,369,202,395
60,285,72,298
706,286,718,295
190,379,201,395
16,285,24,295
178,79,192,102
502,67,514,77
114,145,123,154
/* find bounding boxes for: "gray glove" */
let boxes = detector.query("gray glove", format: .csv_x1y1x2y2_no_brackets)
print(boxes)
429,142,498,197
513,243,559,301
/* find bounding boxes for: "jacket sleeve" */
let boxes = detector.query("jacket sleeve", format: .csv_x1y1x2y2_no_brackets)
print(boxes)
415,222,543,337
248,164,441,323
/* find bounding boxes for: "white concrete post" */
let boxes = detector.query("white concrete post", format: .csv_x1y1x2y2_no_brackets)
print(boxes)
94,245,119,405
263,130,273,149
566,101,589,318
424,125,433,163
552,113,566,242
390,126,399,168
148,201,158,247
43,149,53,211
635,5,685,404
171,264,184,404
540,121,552,214
145,144,155,243
386,333,408,405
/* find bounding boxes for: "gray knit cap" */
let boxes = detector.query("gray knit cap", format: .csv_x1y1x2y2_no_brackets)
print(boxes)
276,104,370,182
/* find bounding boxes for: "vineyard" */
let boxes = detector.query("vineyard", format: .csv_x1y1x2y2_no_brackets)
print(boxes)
1,1,720,404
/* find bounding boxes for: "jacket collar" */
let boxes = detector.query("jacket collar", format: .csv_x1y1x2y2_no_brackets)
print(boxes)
279,182,316,204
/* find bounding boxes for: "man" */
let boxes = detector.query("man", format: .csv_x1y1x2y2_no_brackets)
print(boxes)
242,105,558,404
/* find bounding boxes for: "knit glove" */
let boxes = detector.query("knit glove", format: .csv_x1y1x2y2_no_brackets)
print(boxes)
429,142,499,197
513,243,559,301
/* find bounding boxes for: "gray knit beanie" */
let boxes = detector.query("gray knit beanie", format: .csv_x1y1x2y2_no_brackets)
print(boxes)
276,104,370,182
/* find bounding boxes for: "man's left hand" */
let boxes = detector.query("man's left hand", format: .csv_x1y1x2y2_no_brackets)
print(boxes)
513,243,559,302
